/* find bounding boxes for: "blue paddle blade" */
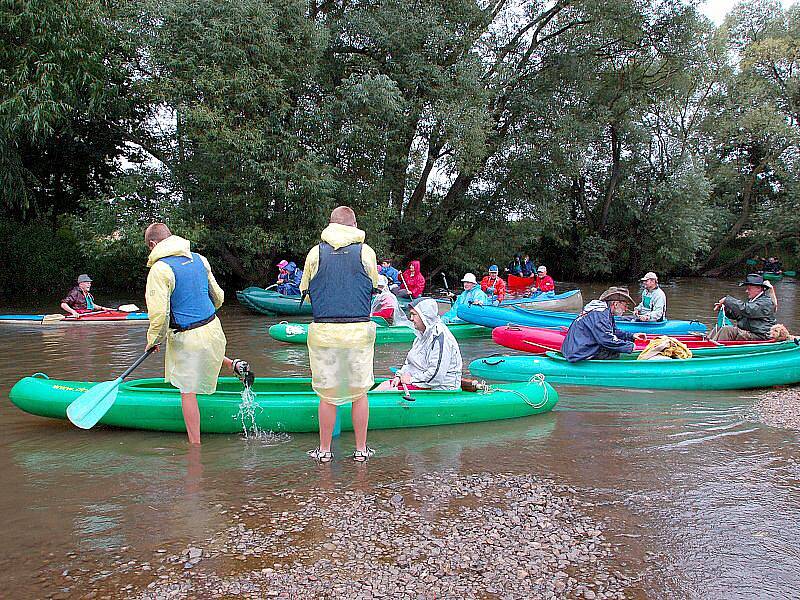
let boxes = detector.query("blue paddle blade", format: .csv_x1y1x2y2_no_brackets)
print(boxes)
66,376,123,429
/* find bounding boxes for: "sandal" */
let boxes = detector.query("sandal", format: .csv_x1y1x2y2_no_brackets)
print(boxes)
352,446,375,463
307,447,334,463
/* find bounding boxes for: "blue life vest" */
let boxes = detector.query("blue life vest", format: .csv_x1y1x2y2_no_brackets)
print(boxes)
308,242,373,322
159,253,216,330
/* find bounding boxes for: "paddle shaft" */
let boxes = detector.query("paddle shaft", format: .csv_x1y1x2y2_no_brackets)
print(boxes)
522,339,561,353
399,272,412,296
124,347,158,379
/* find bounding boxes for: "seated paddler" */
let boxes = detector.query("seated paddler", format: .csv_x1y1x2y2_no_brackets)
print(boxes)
60,274,113,317
275,260,303,296
375,298,463,391
561,287,647,362
441,273,488,323
371,275,412,327
480,265,506,305
633,271,667,322
711,273,778,341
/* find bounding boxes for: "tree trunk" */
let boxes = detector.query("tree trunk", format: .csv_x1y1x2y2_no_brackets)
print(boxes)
702,232,796,277
597,123,621,232
699,159,768,270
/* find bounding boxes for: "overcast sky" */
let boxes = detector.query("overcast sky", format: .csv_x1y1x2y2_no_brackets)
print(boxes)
700,0,795,24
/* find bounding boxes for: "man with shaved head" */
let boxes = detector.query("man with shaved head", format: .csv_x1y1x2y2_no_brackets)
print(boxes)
144,223,250,444
299,206,379,463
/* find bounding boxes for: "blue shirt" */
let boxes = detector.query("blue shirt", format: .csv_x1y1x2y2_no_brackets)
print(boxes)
442,286,489,323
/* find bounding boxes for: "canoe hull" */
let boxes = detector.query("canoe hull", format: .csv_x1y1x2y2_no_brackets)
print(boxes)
236,287,448,316
500,290,584,312
492,325,786,354
468,346,800,390
268,322,491,345
458,304,706,335
0,311,148,324
9,376,558,433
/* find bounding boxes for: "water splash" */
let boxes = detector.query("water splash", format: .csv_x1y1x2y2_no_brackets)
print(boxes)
236,385,292,446
236,385,262,438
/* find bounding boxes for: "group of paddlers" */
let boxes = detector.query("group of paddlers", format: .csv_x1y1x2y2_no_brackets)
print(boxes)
560,271,791,363
58,215,793,459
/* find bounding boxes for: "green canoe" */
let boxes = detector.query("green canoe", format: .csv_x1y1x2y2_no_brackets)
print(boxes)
9,375,558,433
236,287,316,315
469,342,800,390
762,272,783,281
236,287,450,316
268,321,490,344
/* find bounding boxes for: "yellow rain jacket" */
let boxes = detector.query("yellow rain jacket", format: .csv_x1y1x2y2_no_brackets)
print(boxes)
300,223,379,403
637,336,692,360
145,235,226,394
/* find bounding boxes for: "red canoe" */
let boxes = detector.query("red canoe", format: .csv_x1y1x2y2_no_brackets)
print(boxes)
507,274,536,292
491,325,778,354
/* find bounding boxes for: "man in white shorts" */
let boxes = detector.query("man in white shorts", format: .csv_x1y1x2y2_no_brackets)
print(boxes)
299,207,379,463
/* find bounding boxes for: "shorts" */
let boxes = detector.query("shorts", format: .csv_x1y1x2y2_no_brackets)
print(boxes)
307,321,376,405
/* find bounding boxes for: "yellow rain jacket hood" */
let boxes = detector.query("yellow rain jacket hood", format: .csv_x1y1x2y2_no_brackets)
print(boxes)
145,235,225,348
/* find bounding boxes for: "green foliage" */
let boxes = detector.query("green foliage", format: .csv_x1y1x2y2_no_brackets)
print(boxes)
0,217,83,296
4,0,800,292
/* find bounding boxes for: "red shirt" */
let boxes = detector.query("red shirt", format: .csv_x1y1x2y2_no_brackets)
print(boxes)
535,275,555,292
480,275,506,303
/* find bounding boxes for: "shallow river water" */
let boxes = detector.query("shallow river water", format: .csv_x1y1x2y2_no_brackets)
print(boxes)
1,277,799,598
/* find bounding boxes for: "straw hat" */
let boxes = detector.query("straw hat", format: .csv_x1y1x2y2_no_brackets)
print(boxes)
599,286,634,305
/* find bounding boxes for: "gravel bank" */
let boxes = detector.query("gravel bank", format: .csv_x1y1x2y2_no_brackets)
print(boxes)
755,386,800,430
119,471,633,599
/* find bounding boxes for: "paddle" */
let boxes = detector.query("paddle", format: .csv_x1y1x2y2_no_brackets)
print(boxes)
66,347,157,429
399,272,413,297
42,309,102,324
522,339,561,353
400,381,416,402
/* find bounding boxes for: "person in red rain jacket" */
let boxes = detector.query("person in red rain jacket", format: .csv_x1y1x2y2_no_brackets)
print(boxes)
480,265,506,304
397,260,426,298
535,265,555,293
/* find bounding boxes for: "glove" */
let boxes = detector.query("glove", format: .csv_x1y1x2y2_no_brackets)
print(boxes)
232,359,255,387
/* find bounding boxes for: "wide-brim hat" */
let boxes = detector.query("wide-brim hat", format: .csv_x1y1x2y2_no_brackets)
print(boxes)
739,273,769,287
599,286,634,305
461,273,477,284
77,274,92,283
377,275,388,287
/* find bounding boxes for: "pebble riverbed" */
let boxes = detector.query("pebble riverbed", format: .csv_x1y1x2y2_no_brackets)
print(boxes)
56,472,634,599
755,385,800,430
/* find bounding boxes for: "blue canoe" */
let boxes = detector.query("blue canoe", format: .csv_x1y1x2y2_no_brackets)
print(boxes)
457,303,706,335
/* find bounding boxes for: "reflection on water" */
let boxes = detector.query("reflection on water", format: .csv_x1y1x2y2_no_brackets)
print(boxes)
0,277,799,597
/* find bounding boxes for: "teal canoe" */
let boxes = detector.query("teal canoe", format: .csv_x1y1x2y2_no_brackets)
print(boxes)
268,321,491,344
9,375,558,433
236,287,315,315
762,272,783,281
236,287,451,316
468,342,800,390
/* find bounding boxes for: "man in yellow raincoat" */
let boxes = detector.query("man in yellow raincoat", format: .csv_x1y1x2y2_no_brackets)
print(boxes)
144,223,248,445
300,206,379,463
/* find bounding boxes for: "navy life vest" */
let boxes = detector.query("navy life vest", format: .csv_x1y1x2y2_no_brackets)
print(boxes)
159,253,216,331
308,242,373,323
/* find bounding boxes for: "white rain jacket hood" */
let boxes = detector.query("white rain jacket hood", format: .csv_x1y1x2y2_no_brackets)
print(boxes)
398,299,462,390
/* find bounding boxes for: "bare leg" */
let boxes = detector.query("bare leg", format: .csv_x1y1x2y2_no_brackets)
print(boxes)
351,393,369,451
318,399,338,453
181,392,201,445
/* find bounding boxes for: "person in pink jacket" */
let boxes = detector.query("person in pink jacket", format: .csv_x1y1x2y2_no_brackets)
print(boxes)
396,260,426,298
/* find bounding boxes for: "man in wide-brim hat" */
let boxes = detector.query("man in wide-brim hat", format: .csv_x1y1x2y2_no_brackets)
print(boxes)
561,286,647,362
711,273,777,341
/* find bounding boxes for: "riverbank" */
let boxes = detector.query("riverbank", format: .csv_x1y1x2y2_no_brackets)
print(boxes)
755,386,800,430
124,472,630,599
